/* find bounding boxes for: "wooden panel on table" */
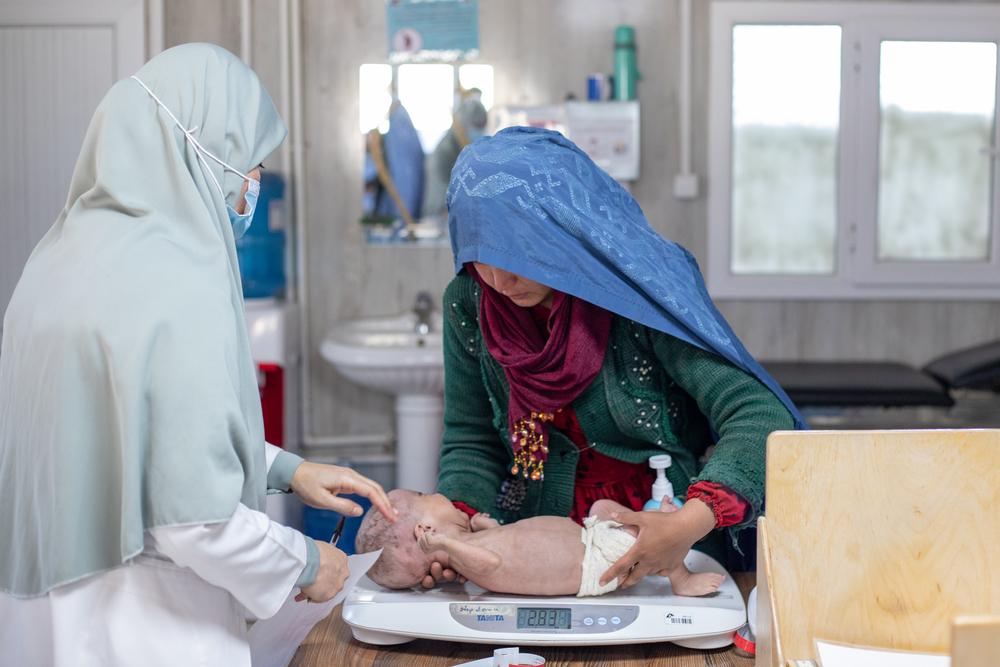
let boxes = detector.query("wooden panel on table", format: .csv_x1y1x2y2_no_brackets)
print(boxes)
763,429,1000,662
755,517,783,667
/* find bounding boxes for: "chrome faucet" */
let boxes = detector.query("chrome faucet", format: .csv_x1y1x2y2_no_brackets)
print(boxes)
413,291,434,335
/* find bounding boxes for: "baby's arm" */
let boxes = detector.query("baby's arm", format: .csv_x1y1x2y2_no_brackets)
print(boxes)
417,527,502,579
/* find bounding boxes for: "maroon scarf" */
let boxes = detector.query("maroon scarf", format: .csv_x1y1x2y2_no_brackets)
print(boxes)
469,265,612,481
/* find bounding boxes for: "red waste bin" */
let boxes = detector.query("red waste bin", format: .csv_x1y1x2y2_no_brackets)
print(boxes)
257,362,284,448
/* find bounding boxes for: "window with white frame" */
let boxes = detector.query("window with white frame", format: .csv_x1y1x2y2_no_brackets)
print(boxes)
708,2,1000,299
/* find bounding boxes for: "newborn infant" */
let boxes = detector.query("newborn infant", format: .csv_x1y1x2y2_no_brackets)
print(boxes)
355,489,725,597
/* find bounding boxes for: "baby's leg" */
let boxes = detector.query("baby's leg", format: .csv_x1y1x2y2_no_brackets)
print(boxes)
588,499,639,538
590,498,679,520
588,498,631,521
588,498,676,536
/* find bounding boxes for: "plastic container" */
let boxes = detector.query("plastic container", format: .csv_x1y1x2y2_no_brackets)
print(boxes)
643,454,684,510
236,171,286,299
587,73,605,101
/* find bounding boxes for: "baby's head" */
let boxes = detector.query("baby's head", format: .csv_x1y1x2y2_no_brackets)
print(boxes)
355,489,470,589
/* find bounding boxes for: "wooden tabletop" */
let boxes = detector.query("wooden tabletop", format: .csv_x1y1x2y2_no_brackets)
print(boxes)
290,572,755,667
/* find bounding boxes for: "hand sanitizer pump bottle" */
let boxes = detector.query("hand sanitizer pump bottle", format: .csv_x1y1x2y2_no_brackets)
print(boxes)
643,454,684,510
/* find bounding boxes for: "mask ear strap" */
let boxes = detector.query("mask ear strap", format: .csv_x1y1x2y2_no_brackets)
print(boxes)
130,75,252,196
194,149,228,201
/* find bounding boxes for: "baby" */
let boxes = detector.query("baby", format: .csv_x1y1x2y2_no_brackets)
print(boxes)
355,489,725,597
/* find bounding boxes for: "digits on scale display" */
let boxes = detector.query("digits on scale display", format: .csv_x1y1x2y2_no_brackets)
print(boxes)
516,607,572,629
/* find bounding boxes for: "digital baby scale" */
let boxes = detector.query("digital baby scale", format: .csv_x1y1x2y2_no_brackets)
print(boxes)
342,550,745,648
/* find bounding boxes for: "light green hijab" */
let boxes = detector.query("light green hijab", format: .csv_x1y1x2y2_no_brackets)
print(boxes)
0,43,287,597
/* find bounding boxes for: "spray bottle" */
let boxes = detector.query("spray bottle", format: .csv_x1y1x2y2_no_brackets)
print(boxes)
643,454,684,510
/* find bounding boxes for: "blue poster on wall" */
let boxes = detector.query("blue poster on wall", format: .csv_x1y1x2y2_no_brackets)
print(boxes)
387,0,479,62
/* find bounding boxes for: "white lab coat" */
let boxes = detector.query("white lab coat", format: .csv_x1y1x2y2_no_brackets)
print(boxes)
0,445,312,667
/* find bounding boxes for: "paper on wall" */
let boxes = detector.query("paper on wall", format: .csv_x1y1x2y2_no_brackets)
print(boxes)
249,549,383,667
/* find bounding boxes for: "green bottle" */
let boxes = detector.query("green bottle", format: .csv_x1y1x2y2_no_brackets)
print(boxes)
613,25,640,101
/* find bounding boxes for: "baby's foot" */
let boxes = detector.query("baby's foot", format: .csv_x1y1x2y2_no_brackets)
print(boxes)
668,568,726,596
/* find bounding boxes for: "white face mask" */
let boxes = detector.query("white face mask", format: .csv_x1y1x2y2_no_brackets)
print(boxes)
131,76,258,238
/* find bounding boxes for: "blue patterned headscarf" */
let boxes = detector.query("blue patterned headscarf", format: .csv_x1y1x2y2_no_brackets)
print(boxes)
447,127,805,428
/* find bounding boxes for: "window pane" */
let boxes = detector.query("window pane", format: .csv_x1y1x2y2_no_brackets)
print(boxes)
459,64,494,110
397,63,454,153
731,25,841,274
878,41,996,262
359,64,392,134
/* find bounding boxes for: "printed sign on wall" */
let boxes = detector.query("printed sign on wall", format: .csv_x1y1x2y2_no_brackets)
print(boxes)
387,0,479,62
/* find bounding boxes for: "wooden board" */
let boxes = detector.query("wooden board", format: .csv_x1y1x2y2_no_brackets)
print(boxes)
756,516,781,667
951,615,1000,667
762,429,1000,662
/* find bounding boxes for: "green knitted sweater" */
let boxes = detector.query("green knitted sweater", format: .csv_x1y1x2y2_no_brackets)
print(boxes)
436,273,795,536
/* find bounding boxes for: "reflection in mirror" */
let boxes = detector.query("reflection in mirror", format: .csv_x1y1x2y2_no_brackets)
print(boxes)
399,64,455,152
359,63,493,244
359,64,393,134
459,64,494,109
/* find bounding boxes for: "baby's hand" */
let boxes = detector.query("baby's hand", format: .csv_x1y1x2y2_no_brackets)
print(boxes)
416,524,444,553
470,512,500,532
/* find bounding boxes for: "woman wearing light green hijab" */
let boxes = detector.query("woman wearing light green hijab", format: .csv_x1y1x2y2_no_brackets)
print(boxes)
0,43,395,665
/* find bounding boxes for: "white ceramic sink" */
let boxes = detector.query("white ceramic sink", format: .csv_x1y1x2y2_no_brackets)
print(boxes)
320,312,446,492
320,313,444,395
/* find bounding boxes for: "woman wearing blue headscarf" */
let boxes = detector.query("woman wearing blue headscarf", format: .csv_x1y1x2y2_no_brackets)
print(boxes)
0,44,395,665
433,127,803,591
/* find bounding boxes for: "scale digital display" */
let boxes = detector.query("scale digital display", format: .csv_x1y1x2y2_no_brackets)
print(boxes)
516,607,572,630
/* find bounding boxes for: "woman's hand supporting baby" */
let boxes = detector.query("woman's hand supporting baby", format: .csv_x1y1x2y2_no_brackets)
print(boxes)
599,498,717,589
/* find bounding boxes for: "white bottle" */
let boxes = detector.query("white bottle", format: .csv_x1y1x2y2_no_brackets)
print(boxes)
643,454,683,510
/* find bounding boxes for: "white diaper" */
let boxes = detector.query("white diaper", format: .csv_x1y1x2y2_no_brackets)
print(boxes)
577,516,636,597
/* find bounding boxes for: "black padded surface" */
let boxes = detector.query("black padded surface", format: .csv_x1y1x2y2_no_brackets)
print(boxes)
923,339,1000,390
763,361,954,408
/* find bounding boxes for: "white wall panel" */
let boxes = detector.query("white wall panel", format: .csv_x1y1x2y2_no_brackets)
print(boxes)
0,27,114,313
0,0,145,321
